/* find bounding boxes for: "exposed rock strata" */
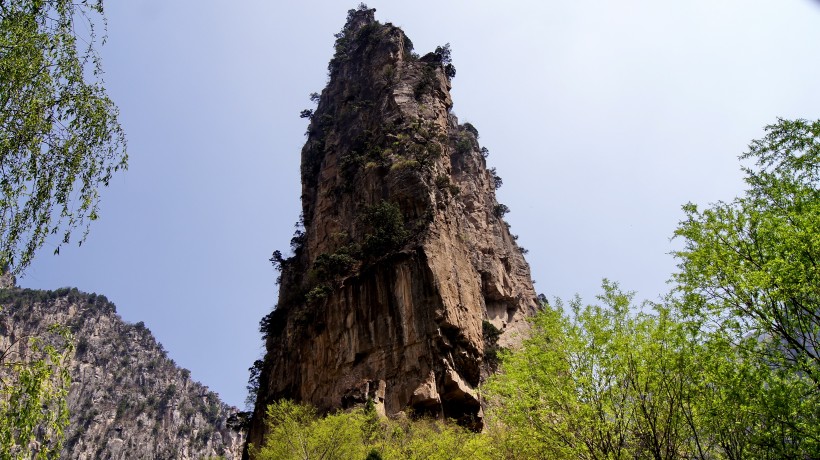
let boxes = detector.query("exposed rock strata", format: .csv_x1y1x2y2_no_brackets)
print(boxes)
0,285,245,459
248,6,538,451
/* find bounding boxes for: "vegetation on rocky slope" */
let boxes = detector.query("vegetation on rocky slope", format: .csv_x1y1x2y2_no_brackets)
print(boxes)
0,287,245,459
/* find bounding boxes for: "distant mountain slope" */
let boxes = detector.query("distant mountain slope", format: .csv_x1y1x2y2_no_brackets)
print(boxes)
0,284,245,459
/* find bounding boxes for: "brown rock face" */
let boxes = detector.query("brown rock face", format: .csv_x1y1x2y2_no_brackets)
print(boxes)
247,5,537,450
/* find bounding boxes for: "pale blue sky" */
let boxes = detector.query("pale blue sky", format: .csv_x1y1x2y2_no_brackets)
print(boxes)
21,1,820,407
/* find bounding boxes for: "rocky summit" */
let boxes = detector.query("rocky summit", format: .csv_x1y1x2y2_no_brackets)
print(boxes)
0,284,245,459
247,5,538,450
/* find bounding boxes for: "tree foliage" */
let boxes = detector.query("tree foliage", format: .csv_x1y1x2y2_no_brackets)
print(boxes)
485,282,705,459
0,322,73,459
433,43,455,79
251,400,367,460
360,201,409,257
245,359,263,411
0,0,127,274
673,117,820,455
674,118,819,381
481,119,820,459
487,279,820,459
461,122,478,139
250,400,495,460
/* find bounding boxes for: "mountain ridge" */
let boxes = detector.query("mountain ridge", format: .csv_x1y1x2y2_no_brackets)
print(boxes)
0,284,246,459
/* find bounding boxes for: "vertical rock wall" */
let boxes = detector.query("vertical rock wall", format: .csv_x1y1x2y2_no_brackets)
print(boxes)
248,6,538,451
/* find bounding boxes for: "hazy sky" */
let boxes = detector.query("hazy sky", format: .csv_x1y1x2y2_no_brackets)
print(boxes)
21,1,820,408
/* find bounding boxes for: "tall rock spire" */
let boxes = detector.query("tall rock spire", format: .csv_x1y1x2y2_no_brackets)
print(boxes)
247,5,538,449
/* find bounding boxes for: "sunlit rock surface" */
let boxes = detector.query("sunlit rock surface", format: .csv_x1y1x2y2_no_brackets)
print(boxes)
246,6,538,454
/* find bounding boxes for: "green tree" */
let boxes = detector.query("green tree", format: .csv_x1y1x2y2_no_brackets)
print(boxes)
482,119,820,460
673,117,820,455
0,322,73,460
485,282,741,460
250,399,497,460
251,400,369,460
684,327,807,459
1,0,127,274
433,43,455,79
377,417,494,460
360,201,409,257
486,281,819,459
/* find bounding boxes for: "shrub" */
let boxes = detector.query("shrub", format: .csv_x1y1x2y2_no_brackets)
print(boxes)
251,400,496,460
390,159,420,171
75,337,89,357
444,63,456,80
482,320,501,343
197,426,214,445
493,204,510,218
382,63,395,81
360,201,409,257
269,250,294,285
414,66,436,100
434,43,456,79
313,251,357,281
489,167,503,190
252,400,368,460
291,226,305,248
462,122,479,138
455,136,472,155
246,360,264,410
305,284,332,304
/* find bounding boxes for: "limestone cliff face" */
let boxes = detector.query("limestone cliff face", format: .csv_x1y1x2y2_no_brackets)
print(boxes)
0,286,245,459
248,6,537,449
